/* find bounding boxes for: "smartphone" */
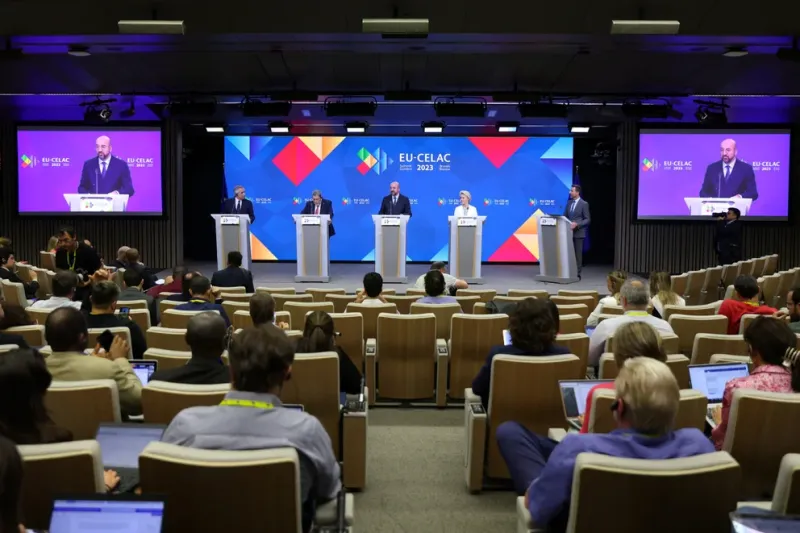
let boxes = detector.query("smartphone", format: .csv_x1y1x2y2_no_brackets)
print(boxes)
502,329,512,346
118,307,130,319
97,329,114,352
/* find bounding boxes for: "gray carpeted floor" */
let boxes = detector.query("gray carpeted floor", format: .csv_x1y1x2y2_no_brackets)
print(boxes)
353,408,517,533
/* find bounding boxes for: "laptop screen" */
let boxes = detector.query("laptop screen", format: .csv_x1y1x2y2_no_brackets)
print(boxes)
95,424,166,469
49,497,164,533
689,363,750,403
559,380,614,418
131,360,157,386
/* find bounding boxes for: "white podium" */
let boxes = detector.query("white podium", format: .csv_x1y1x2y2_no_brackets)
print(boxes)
210,214,252,271
684,197,753,216
372,215,409,283
63,193,129,212
448,216,486,284
535,215,579,284
292,214,331,283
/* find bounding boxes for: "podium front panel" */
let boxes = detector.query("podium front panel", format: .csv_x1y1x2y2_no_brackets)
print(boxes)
379,226,405,282
535,217,578,284
295,218,330,282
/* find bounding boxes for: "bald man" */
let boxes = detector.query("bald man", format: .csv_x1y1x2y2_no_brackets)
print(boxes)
699,138,758,201
378,181,412,216
78,135,135,196
148,312,230,385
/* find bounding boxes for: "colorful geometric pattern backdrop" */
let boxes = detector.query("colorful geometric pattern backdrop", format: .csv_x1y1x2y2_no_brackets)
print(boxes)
223,136,574,262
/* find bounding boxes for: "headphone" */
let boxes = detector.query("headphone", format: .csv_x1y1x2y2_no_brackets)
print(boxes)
784,347,800,369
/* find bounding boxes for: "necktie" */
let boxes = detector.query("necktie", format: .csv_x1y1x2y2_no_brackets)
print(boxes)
315,204,320,215
393,196,397,206
101,161,107,177
235,201,240,213
570,200,576,215
724,165,731,180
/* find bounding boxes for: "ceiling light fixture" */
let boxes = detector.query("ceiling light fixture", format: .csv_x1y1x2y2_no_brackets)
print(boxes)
205,126,225,133
496,122,519,133
345,121,368,133
610,20,680,35
118,20,185,35
570,125,591,133
67,45,91,57
723,46,748,58
422,121,444,134
269,121,291,133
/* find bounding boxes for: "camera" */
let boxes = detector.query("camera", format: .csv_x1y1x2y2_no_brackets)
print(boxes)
74,268,88,282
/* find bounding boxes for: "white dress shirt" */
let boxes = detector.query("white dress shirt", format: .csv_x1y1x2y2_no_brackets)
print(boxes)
454,205,479,217
588,311,674,366
29,296,81,310
586,295,619,327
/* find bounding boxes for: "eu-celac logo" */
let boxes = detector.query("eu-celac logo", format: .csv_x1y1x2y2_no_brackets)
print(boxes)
341,197,350,206
20,155,34,168
529,198,537,207
292,197,301,205
483,199,491,206
357,147,393,175
437,198,445,206
641,158,656,172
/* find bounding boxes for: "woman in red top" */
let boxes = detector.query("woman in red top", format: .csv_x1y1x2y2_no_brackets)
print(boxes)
580,321,667,433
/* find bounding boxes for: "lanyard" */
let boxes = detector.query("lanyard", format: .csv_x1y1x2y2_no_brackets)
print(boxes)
626,311,649,316
189,299,209,304
219,399,275,409
66,250,77,271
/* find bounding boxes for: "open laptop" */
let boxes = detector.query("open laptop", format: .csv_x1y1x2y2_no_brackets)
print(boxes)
688,363,750,428
95,423,166,493
48,494,165,533
559,379,614,430
131,360,157,385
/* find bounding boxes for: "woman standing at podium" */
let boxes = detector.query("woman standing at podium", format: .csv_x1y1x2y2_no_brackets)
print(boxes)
455,190,478,217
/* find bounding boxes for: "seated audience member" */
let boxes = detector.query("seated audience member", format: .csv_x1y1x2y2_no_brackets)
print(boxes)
211,251,255,293
44,307,142,416
417,271,459,305
787,288,800,333
0,435,25,533
29,271,82,310
149,312,230,385
249,293,288,330
54,227,102,302
47,235,59,253
588,280,673,367
111,246,130,269
0,303,34,330
147,265,186,298
0,302,29,349
175,275,231,327
118,268,159,326
649,271,686,319
0,247,39,299
165,271,201,302
0,237,11,248
711,316,797,449
579,322,666,433
718,275,778,335
295,311,362,394
354,272,388,306
84,281,147,360
586,270,627,327
161,326,340,532
500,358,714,529
472,298,568,408
124,248,157,290
413,261,467,295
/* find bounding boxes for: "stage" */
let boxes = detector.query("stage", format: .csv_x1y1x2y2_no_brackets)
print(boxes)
174,262,614,295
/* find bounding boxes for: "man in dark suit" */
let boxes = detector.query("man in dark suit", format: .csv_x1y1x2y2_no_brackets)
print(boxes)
715,207,743,265
78,135,134,196
299,189,335,237
210,251,255,293
563,184,591,278
0,247,39,299
222,185,255,223
378,181,412,216
148,312,230,385
699,138,758,200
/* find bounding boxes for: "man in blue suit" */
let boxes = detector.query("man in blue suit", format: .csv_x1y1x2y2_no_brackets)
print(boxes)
378,181,412,216
699,138,758,200
222,185,255,224
78,135,134,196
300,189,335,237
564,184,590,278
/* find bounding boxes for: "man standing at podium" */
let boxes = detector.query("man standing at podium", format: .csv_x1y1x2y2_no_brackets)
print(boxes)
299,189,335,237
699,139,758,200
564,185,590,279
222,185,255,224
78,135,134,196
378,181,412,216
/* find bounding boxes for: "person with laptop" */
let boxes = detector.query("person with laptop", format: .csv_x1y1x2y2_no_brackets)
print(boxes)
509,358,715,529
148,312,230,385
718,275,780,334
84,281,147,360
472,298,569,408
587,280,673,368
160,326,340,533
711,316,798,450
44,307,143,417
175,275,231,327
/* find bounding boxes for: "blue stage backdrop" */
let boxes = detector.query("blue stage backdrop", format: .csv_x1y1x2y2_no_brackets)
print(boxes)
223,136,574,262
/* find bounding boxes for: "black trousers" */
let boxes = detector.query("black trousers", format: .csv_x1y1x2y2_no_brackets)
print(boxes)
573,237,584,274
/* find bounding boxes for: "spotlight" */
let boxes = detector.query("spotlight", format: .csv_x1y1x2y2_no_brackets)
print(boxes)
434,99,487,118
694,106,728,125
205,125,225,133
98,106,112,121
518,101,569,118
83,105,112,124
269,121,291,133
120,100,136,118
422,121,444,134
570,124,591,134
345,121,368,133
324,99,377,117
496,122,519,133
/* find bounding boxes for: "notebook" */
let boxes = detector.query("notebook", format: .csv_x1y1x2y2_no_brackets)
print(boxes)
131,360,157,385
48,495,165,533
559,379,614,430
688,363,750,428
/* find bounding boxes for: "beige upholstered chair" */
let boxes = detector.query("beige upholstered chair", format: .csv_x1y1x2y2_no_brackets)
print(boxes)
598,353,690,389
683,269,707,306
162,309,219,329
723,389,800,499
142,381,230,424
410,302,461,340
448,314,507,402
559,314,586,335
329,312,364,372
690,333,748,365
219,292,253,303
701,266,724,304
19,440,106,531
760,274,781,310
668,315,728,356
740,259,757,276
87,327,134,359
721,262,743,290
710,354,752,372
0,343,19,353
464,354,581,490
213,285,246,294
557,289,599,309
454,294,481,313
24,307,54,325
115,298,150,310
231,310,290,330
555,303,589,320
738,313,762,334
551,294,595,310
406,288,426,296
2,278,30,307
456,289,497,303
345,302,397,340
663,303,717,322
507,289,550,299
601,304,624,315
139,443,354,533
326,293,358,313
357,288,396,297
116,308,151,333
256,286,297,295
585,388,707,434
221,299,249,320
764,254,779,276
143,348,191,371
383,294,421,314
773,270,795,309
752,256,768,278
39,250,56,270
751,454,800,514
147,327,190,351
516,452,740,533
491,295,530,305
554,333,590,378
31,267,54,300
671,273,689,298
158,298,182,316
273,293,314,311
45,379,121,440
284,301,335,332
306,287,346,302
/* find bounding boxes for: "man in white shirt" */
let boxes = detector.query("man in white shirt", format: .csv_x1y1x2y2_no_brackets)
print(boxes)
588,280,674,366
29,270,82,310
413,262,468,295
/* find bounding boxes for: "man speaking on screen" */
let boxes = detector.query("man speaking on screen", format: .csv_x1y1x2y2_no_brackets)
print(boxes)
378,181,412,216
698,138,758,201
78,136,135,196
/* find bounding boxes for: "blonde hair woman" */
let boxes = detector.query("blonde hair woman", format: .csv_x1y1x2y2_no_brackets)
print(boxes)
455,190,478,217
649,271,685,319
586,270,628,327
580,321,666,433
